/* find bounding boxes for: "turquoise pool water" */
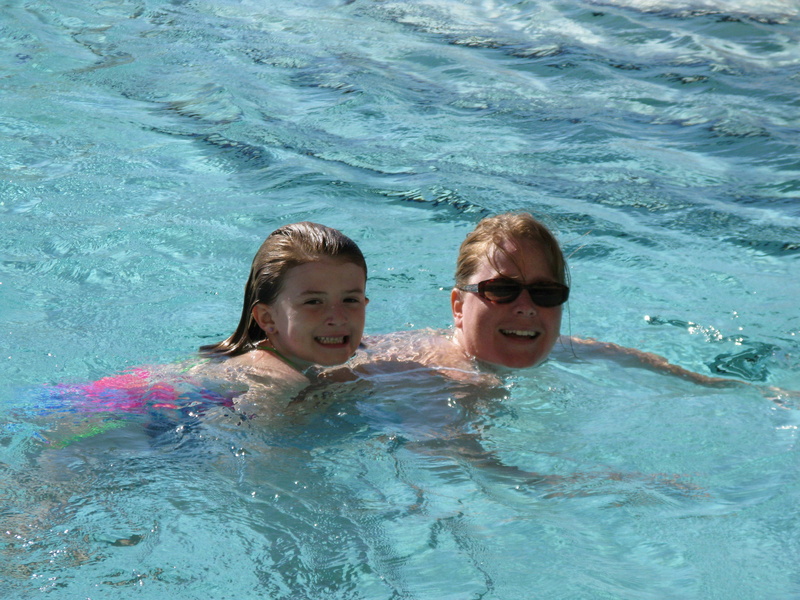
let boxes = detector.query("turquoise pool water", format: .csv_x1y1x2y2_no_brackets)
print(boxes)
1,0,799,597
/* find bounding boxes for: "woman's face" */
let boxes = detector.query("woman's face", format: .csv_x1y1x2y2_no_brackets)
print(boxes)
253,259,368,369
451,238,563,369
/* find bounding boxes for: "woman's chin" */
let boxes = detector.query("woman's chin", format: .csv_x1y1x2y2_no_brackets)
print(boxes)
481,356,543,371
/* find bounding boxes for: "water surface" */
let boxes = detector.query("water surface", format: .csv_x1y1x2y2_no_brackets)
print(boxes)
1,0,799,597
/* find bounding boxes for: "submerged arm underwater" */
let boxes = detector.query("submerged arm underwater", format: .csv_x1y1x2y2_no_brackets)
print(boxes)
564,336,798,404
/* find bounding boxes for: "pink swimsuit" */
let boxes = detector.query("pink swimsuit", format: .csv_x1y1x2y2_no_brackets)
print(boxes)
42,368,236,415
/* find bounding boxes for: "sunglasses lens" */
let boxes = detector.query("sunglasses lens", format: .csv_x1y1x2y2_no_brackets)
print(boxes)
529,288,568,307
477,280,569,306
480,281,521,303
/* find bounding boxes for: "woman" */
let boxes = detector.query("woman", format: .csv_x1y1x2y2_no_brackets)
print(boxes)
356,212,743,387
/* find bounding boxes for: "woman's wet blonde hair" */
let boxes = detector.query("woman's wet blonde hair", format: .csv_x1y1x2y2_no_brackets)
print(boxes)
454,212,567,287
200,222,367,357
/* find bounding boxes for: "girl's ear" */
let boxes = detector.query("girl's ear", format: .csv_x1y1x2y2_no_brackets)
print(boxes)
252,303,275,334
450,288,464,329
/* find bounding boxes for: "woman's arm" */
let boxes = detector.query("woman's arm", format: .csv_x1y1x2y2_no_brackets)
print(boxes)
565,336,743,388
563,336,798,404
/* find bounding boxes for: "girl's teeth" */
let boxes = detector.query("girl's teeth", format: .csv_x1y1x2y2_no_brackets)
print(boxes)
317,336,345,344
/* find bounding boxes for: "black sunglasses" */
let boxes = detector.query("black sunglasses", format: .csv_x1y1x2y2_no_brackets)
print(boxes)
457,278,570,307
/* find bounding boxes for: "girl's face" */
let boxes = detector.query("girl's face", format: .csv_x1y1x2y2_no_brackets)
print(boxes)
254,259,368,369
451,238,563,369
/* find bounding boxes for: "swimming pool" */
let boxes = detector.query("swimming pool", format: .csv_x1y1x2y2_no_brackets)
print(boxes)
1,0,799,597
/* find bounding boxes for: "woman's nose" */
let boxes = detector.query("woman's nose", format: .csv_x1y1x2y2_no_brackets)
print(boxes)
513,291,538,316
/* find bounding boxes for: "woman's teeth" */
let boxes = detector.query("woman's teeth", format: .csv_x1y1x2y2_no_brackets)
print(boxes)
501,329,539,339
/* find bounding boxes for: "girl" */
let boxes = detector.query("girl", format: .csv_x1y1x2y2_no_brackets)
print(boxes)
38,222,369,445
197,221,369,402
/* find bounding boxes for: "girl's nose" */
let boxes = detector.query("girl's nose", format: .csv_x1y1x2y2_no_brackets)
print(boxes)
327,303,347,324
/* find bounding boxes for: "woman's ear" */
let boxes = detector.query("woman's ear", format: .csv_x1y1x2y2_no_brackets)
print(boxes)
450,288,464,329
252,303,275,334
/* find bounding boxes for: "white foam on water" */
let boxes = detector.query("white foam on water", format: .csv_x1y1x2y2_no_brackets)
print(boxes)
588,0,799,20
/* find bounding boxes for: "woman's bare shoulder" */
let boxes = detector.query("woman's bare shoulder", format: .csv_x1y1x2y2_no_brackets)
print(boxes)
359,329,468,368
342,329,496,384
